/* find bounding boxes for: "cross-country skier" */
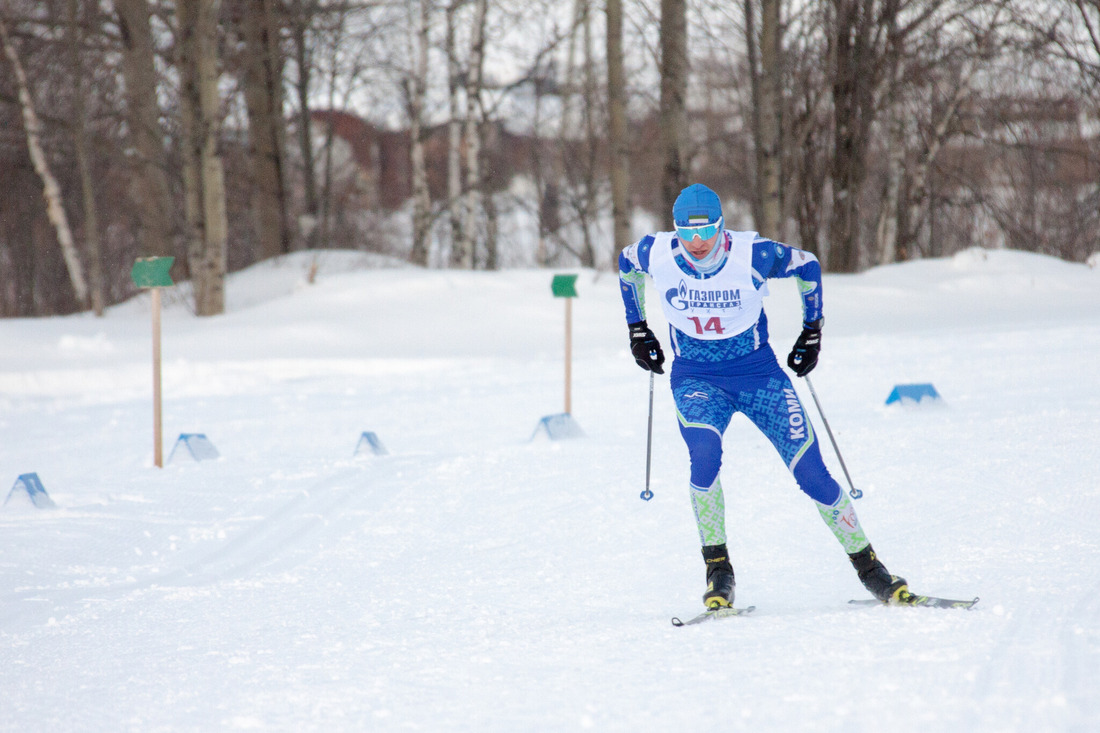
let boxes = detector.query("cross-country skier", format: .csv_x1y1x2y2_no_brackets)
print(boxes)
619,182,908,609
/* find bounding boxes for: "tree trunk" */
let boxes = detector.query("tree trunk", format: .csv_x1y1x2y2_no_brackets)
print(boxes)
238,0,292,260
659,0,688,216
178,0,228,316
0,16,88,309
744,0,763,227
407,0,432,267
579,0,598,268
875,108,906,265
875,0,904,265
606,0,631,262
446,2,463,267
827,0,878,273
795,126,826,255
69,0,105,315
290,0,319,249
758,0,783,238
459,0,488,269
483,177,499,270
316,13,344,249
115,0,176,262
561,0,598,268
9,184,36,315
530,69,551,266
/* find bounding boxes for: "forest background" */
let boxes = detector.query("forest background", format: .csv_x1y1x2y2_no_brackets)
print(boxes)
1,0,1098,317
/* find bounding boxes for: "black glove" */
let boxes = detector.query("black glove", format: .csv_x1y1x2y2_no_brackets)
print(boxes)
787,320,822,377
628,320,665,374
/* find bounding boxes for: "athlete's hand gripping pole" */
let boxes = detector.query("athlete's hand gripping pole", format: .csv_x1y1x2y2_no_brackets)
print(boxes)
628,321,665,374
805,375,862,499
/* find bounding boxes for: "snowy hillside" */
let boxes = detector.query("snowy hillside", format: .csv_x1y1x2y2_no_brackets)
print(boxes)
1,248,1098,731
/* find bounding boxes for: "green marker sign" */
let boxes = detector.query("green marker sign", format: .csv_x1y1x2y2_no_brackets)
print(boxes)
551,274,578,298
131,256,175,288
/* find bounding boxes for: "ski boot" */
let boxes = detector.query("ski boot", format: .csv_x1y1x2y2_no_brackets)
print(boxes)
849,544,909,603
702,544,736,608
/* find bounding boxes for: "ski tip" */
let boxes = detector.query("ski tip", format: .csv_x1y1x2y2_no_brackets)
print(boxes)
940,596,980,610
671,605,756,627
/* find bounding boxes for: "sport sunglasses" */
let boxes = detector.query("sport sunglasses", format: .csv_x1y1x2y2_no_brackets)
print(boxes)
676,216,723,242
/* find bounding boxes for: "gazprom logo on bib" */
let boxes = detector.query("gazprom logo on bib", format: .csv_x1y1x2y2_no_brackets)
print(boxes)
665,279,741,312
665,281,690,311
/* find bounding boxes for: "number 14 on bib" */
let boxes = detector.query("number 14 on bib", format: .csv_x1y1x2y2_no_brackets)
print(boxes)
687,316,725,335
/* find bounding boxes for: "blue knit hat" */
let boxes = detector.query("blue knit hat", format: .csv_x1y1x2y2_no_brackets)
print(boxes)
673,183,723,227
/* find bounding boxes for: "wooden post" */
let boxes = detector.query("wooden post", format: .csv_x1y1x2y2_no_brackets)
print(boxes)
131,256,174,468
151,288,163,467
564,297,572,414
550,274,579,415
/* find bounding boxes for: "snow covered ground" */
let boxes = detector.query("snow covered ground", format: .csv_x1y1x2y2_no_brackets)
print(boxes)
1,248,1098,732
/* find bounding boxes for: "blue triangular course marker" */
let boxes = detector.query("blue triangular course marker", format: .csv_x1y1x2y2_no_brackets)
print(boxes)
5,473,56,509
531,413,585,441
168,433,220,463
354,431,388,456
885,383,942,405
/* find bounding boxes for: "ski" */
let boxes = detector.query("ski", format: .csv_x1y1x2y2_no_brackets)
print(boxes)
671,605,756,626
849,594,979,610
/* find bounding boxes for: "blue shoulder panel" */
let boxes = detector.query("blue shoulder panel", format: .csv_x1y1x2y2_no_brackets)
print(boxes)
636,235,655,272
751,237,823,325
751,238,790,278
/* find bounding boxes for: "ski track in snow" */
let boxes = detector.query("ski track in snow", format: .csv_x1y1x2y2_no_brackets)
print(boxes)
1,249,1098,731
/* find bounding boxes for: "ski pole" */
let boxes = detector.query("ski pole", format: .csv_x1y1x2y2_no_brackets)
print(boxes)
641,371,655,501
804,375,862,499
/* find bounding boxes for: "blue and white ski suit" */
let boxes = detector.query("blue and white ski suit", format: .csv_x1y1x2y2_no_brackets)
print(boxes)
619,229,860,550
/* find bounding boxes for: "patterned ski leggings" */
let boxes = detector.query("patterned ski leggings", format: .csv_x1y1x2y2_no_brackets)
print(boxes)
671,346,844,545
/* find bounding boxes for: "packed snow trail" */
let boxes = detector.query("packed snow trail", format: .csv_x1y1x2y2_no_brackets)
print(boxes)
1,250,1098,731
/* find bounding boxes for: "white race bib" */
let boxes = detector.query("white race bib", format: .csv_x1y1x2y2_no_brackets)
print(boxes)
647,230,764,340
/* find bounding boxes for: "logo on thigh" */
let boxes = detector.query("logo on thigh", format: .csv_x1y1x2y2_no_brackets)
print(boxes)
783,387,806,440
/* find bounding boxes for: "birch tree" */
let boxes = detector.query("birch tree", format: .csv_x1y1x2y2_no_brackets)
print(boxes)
456,0,487,269
0,14,89,309
407,0,433,267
